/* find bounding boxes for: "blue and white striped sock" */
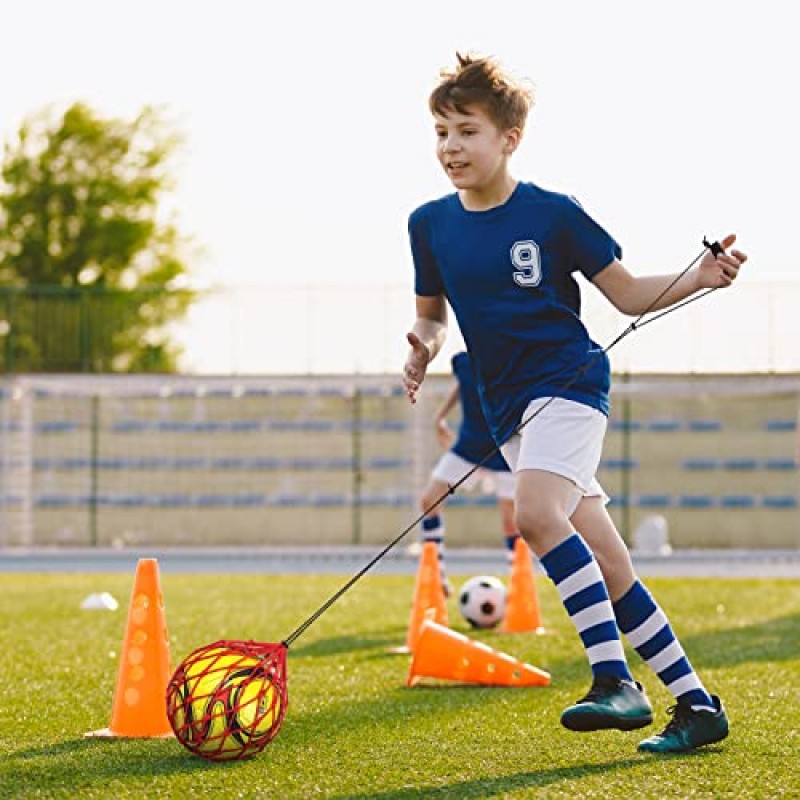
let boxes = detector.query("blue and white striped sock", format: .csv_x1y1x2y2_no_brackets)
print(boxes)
421,515,446,580
540,533,633,681
504,533,520,568
614,579,715,711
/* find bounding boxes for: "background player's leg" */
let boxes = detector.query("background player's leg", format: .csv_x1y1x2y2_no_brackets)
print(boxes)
418,477,451,595
497,484,519,571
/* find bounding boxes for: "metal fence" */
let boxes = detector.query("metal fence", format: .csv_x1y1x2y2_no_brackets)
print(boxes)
1,373,798,551
0,286,194,373
1,280,800,375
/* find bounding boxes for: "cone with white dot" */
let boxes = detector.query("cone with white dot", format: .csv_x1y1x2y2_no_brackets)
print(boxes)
85,558,174,738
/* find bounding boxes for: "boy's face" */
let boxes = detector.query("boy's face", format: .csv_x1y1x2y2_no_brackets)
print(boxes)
433,104,519,193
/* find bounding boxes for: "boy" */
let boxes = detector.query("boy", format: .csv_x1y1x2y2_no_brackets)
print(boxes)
417,350,520,593
402,53,747,753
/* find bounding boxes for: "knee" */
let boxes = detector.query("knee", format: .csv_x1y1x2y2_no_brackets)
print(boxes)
420,488,445,515
514,504,565,544
589,541,635,599
587,534,633,577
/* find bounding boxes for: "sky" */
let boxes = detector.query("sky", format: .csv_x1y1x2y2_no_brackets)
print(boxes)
1,0,797,374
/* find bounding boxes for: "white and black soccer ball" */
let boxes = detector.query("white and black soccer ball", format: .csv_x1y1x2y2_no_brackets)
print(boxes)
458,575,507,629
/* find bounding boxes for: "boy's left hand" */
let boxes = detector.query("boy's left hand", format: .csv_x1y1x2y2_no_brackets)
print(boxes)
698,233,748,289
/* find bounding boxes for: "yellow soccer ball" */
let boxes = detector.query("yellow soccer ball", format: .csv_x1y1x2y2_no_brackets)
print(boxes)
168,644,283,761
227,666,282,739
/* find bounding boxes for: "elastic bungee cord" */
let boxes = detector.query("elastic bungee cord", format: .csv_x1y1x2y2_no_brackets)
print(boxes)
281,237,726,647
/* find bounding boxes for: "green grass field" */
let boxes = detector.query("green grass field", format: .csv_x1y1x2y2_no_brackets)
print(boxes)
1,571,799,799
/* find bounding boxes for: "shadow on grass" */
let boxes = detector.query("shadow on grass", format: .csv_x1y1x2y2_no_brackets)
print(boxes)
285,680,555,740
7,737,216,774
288,630,406,658
6,682,519,784
0,736,254,795
532,612,800,677
333,751,722,799
678,612,800,669
281,613,800,745
285,622,569,663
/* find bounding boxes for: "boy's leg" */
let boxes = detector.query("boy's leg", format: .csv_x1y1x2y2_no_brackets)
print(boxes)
503,398,651,733
572,496,729,752
515,470,652,731
504,530,521,566
420,451,476,597
495,474,520,569
419,511,448,593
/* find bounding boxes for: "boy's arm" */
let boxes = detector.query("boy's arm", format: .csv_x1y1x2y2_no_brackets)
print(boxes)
435,383,460,422
592,234,747,316
434,384,460,449
403,294,448,404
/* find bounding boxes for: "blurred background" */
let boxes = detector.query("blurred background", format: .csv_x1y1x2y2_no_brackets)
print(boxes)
1,0,797,552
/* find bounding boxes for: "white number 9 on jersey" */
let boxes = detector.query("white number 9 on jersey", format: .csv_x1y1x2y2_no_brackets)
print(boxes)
511,240,542,287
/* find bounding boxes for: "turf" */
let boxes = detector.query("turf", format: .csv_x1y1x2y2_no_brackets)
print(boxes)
1,572,798,798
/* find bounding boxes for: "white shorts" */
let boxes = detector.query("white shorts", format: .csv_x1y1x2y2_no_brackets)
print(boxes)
500,397,608,503
431,451,515,500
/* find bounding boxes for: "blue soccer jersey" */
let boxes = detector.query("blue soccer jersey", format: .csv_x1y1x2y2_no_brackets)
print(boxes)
450,351,510,472
410,181,621,445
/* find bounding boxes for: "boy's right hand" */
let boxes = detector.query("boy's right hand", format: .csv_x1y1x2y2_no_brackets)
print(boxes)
403,332,431,404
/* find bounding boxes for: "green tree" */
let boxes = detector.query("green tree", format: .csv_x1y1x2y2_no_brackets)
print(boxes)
0,102,197,372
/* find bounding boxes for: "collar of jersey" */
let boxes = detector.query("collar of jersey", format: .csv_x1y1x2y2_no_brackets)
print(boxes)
452,181,523,219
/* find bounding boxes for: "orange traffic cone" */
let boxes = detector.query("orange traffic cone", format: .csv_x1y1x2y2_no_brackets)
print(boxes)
389,541,449,654
85,558,174,738
502,537,546,634
407,617,550,687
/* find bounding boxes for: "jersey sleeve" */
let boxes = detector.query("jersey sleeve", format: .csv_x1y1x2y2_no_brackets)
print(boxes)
562,196,622,280
409,207,445,296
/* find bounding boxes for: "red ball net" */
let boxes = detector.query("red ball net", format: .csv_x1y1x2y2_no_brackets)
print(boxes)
166,639,288,762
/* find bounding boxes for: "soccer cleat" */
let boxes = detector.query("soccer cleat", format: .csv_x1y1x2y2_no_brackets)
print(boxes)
637,695,728,753
561,675,653,732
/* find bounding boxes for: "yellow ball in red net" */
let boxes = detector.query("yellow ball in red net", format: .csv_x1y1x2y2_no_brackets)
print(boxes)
166,639,288,761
